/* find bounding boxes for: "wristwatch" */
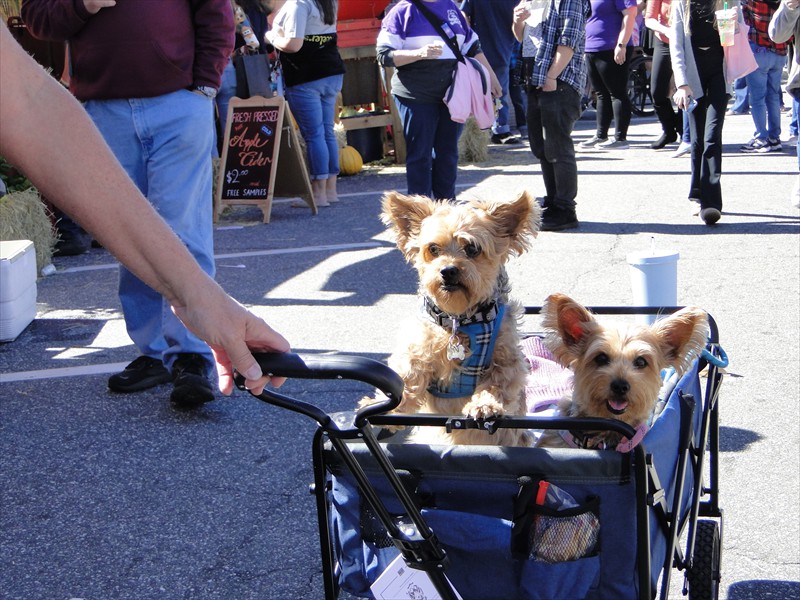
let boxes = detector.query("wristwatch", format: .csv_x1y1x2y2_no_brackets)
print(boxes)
193,85,218,99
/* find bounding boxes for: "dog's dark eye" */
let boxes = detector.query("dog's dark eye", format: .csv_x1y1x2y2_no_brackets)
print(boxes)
428,244,440,257
464,242,481,258
594,353,610,366
633,357,648,369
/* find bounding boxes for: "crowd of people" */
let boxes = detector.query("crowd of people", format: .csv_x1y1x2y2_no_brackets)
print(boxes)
1,0,799,408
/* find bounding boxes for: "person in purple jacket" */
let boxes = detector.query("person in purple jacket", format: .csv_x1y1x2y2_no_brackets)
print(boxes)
21,0,234,408
578,0,638,150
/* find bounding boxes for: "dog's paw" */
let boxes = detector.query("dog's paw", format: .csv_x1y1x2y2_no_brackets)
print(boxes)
464,392,505,420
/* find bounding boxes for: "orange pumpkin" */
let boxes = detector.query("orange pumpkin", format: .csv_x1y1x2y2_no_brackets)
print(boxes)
339,145,363,176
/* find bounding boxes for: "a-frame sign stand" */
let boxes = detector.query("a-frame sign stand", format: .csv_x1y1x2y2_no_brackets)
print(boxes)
215,95,316,223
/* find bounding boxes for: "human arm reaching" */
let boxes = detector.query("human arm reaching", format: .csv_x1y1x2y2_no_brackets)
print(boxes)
0,23,290,395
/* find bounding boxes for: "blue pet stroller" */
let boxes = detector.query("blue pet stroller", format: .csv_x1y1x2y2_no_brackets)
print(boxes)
239,306,726,600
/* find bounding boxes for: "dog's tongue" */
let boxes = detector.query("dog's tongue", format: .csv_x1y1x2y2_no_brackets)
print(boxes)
608,398,628,412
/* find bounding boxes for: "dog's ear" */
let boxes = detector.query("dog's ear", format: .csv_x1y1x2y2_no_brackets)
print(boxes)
380,192,437,259
541,293,595,364
482,191,542,256
651,307,709,374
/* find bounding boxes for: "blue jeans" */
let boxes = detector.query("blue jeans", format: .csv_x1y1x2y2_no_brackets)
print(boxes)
84,90,216,373
731,77,749,113
284,74,343,180
746,45,786,141
393,96,462,200
526,81,581,210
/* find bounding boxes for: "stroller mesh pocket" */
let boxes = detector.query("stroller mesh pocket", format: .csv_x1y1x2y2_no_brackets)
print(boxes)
529,507,600,563
513,478,600,563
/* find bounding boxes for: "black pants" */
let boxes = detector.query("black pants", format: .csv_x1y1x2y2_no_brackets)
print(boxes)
526,81,581,210
586,48,633,141
689,45,728,211
651,38,680,134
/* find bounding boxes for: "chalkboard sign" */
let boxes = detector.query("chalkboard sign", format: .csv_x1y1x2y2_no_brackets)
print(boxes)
215,96,314,223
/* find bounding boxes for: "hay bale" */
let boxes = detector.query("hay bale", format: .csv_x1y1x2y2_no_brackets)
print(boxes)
0,189,56,272
458,117,489,163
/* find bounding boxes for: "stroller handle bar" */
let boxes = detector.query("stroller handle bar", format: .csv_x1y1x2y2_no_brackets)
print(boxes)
234,352,404,429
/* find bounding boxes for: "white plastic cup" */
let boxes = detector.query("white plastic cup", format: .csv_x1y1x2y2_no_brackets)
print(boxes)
627,250,679,324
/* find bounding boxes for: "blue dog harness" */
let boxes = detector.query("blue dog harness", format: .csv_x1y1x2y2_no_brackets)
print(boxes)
423,297,506,398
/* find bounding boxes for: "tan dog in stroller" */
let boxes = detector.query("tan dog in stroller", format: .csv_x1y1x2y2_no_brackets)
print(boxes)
537,293,709,450
360,191,541,446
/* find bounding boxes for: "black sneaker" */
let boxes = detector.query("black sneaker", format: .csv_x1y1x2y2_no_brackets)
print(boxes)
170,353,215,408
108,356,171,393
541,205,579,231
490,132,522,145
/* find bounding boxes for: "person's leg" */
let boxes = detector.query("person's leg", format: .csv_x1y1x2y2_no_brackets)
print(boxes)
729,77,749,114
765,51,786,143
491,61,512,137
586,52,612,140
696,50,727,217
431,102,462,200
603,46,633,141
650,39,679,146
394,95,437,197
745,48,770,142
526,89,552,201
320,74,344,202
791,97,799,139
136,90,217,371
285,78,330,206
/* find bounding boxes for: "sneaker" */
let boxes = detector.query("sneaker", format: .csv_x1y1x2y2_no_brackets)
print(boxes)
598,139,630,149
725,109,747,116
689,198,701,216
108,356,171,393
700,207,721,226
764,138,783,153
170,353,215,407
672,141,691,158
490,132,522,145
541,205,579,231
578,135,608,149
740,138,770,153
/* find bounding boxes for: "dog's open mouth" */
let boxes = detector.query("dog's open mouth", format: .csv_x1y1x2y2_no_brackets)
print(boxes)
606,399,628,415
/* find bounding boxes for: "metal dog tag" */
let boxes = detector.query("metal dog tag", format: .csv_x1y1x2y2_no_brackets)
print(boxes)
447,339,466,361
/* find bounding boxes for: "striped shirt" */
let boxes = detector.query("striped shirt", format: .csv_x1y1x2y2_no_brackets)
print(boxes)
377,0,483,102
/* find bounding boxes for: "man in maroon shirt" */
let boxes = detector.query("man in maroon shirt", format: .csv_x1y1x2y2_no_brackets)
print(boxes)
22,0,235,408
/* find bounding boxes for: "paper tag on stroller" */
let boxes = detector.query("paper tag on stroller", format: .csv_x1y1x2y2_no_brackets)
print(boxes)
371,554,463,600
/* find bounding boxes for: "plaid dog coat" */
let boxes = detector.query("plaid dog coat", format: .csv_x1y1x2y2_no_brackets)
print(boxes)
423,298,506,398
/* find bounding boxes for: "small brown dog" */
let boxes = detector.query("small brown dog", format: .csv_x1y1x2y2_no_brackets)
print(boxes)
361,191,541,446
537,293,709,450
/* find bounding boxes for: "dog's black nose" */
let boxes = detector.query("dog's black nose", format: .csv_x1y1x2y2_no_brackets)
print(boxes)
610,379,630,396
440,266,460,285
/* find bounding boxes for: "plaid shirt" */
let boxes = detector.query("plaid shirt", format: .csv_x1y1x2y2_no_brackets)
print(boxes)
742,0,789,54
524,0,590,94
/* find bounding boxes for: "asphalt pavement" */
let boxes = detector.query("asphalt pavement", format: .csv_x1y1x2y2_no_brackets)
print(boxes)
1,106,799,600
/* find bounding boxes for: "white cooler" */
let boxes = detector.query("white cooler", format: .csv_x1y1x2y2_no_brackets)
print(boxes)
0,240,37,342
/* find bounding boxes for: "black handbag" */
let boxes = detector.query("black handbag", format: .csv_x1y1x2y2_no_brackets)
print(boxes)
232,52,272,98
